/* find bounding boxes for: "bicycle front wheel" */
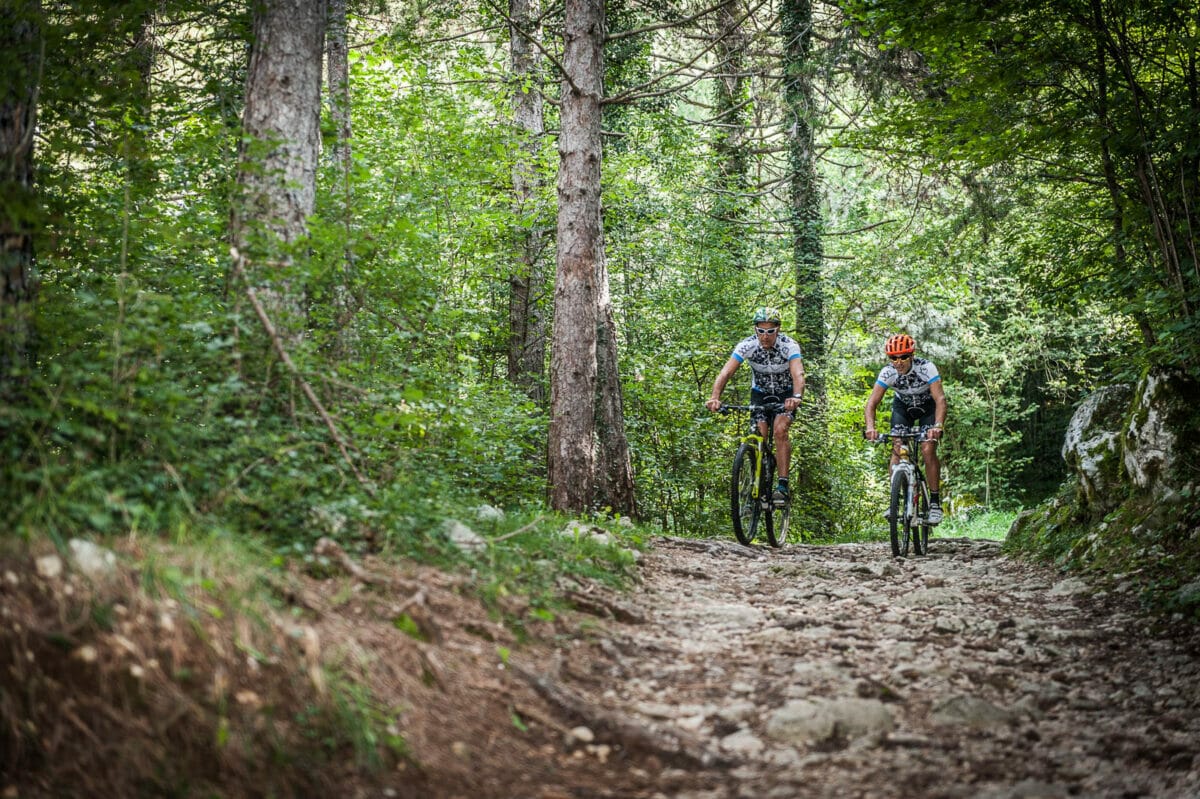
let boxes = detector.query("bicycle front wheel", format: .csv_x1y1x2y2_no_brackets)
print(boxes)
913,479,931,556
731,443,761,545
889,469,911,557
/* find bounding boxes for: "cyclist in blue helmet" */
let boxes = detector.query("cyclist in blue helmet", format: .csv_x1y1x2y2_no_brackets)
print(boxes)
706,307,806,504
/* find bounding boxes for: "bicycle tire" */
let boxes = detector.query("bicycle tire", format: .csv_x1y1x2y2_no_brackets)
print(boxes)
763,455,787,548
731,443,760,545
913,479,931,556
889,469,910,557
766,499,790,548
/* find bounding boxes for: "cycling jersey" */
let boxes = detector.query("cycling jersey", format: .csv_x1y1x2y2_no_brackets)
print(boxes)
875,357,941,411
731,333,803,397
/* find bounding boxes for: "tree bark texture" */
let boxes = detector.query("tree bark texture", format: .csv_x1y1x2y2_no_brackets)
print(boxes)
782,0,825,402
0,1,42,399
507,0,549,404
326,0,357,354
231,0,327,343
594,269,637,517
710,0,751,273
548,0,605,512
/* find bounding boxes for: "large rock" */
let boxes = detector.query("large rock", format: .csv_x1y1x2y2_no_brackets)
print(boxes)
1122,369,1199,497
1061,383,1132,514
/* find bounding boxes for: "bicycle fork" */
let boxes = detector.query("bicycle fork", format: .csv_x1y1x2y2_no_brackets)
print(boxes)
892,463,916,522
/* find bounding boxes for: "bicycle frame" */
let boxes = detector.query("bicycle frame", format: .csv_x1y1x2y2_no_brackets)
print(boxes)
724,404,779,502
720,402,790,547
873,424,935,556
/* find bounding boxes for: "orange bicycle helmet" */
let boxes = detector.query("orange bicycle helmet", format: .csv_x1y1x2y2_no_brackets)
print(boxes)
885,334,915,356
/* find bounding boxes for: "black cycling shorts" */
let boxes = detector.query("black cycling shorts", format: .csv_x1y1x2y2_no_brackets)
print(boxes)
890,396,936,430
751,388,796,425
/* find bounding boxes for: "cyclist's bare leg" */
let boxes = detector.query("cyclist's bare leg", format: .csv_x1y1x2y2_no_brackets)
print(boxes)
921,440,940,492
773,415,791,479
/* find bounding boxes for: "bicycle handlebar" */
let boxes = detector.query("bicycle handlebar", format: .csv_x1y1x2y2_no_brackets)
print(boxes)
866,424,939,443
717,401,789,414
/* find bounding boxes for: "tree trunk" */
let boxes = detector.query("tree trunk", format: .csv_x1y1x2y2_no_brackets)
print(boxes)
548,0,605,513
782,0,825,402
781,0,831,533
594,258,637,517
230,0,327,346
326,0,357,354
711,0,750,272
507,0,549,404
0,1,41,401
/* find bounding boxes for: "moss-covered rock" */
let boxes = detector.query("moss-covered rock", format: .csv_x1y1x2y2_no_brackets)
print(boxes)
1007,369,1200,617
1061,383,1132,517
1123,369,1200,496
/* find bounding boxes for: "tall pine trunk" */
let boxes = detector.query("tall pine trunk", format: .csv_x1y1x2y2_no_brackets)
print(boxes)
0,2,41,401
507,0,549,404
594,253,636,516
782,0,825,401
711,0,750,273
782,0,831,532
548,0,605,512
326,0,357,355
230,0,327,348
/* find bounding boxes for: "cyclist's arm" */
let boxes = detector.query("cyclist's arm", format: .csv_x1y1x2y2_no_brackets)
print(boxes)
784,357,806,410
928,380,947,439
706,357,741,411
863,383,887,439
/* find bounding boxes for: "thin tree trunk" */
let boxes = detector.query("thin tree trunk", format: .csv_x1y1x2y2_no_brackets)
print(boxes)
230,0,327,347
0,1,42,401
594,259,636,517
327,0,357,354
782,0,825,402
507,0,548,404
711,0,750,272
781,0,831,532
548,0,604,513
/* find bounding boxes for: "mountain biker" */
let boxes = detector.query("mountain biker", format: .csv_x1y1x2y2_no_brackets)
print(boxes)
863,333,947,523
705,307,806,505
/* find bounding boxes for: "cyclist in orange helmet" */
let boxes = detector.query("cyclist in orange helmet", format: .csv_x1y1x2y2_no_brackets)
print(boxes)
864,334,947,523
706,307,806,505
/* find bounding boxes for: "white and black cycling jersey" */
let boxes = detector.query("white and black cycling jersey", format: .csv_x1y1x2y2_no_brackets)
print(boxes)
731,333,803,396
875,357,941,409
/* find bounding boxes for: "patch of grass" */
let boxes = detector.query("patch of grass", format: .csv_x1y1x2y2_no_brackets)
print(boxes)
938,509,1019,541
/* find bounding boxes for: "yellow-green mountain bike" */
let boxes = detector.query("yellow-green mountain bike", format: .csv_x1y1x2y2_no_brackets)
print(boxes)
719,402,790,548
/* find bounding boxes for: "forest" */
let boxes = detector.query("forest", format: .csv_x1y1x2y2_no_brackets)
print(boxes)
2,0,1199,790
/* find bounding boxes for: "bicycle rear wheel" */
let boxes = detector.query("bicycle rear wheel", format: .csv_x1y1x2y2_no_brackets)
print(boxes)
763,455,788,548
766,500,790,548
913,479,931,556
889,470,911,557
731,443,761,545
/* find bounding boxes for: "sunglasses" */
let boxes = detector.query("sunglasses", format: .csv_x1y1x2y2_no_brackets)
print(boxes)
888,354,912,362
755,327,779,336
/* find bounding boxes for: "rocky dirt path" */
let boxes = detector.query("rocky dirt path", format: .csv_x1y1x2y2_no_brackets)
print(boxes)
535,535,1200,799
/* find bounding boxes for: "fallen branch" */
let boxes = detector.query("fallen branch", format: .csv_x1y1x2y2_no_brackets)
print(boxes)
229,247,373,495
489,515,546,544
509,661,733,769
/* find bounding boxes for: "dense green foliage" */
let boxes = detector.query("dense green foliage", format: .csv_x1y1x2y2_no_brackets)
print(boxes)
3,0,1195,562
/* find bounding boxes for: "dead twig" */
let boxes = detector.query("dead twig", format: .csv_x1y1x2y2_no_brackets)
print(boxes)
489,515,546,544
229,247,374,495
508,661,733,769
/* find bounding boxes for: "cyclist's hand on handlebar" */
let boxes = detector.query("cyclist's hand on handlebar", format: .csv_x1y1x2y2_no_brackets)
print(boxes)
705,398,722,412
927,425,944,441
864,428,881,442
784,396,801,412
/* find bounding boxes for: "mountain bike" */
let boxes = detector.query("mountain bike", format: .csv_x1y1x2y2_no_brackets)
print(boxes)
870,424,936,557
719,402,790,548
